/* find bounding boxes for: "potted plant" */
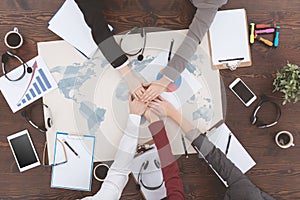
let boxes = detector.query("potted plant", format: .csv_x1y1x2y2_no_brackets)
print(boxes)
273,62,300,105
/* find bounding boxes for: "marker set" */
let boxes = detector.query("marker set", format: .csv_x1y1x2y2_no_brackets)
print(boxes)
249,22,280,47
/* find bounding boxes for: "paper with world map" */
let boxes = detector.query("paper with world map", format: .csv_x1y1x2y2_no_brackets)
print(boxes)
38,30,224,163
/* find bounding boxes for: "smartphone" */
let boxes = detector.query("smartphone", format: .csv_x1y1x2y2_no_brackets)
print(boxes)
229,78,257,107
7,130,40,172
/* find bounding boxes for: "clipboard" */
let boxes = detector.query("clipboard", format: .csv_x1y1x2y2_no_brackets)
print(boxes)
51,132,95,191
204,122,256,186
208,8,252,70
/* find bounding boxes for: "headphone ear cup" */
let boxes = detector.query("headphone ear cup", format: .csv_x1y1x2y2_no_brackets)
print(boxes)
21,110,27,118
2,53,8,63
250,115,257,124
144,160,149,170
154,159,160,169
47,118,52,128
27,67,33,73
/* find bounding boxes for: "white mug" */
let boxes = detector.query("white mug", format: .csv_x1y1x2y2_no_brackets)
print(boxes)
93,163,109,181
4,27,23,49
275,131,295,149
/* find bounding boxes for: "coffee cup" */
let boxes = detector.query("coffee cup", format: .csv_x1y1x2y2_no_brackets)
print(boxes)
93,163,109,181
4,27,23,49
275,131,295,149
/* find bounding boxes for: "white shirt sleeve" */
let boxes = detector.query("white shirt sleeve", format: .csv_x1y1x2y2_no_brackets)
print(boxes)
82,114,141,200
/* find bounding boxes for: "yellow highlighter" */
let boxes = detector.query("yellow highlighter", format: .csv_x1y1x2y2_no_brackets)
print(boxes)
250,23,255,44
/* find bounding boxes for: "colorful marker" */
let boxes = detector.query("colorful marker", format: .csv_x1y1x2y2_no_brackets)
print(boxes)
273,26,280,47
256,23,276,29
250,23,255,44
254,28,275,34
255,35,273,47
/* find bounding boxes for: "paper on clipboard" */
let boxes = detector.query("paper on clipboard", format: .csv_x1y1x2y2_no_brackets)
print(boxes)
51,132,95,191
208,9,252,70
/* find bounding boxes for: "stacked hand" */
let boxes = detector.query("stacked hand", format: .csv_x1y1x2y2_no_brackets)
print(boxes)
134,75,171,102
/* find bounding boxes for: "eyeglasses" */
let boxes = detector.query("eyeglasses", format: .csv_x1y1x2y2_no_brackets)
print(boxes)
1,51,32,81
42,140,68,167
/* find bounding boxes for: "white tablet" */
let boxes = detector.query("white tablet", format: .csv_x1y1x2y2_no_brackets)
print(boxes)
7,130,40,172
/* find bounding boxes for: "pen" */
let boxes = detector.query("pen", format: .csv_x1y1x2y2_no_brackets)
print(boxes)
249,23,255,44
62,139,80,158
273,26,280,47
255,35,273,47
181,134,188,158
168,39,174,61
225,133,232,155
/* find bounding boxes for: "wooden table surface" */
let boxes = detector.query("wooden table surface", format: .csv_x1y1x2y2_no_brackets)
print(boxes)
0,0,299,199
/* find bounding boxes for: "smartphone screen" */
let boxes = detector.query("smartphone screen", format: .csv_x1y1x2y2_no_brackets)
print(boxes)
10,134,38,168
229,78,256,106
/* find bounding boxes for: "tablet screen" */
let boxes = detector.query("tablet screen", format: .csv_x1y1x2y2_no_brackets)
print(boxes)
10,134,38,168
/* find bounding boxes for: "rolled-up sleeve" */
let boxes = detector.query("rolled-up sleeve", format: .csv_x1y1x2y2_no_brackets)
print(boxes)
162,0,228,81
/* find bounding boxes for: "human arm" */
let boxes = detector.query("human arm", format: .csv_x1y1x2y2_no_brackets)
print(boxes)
161,0,228,81
144,110,185,200
140,0,228,102
82,96,146,200
74,0,145,98
149,97,245,186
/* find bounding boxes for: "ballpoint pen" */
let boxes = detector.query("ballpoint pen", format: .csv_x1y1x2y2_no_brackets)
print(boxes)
168,39,174,61
62,139,80,158
225,133,232,155
181,134,188,158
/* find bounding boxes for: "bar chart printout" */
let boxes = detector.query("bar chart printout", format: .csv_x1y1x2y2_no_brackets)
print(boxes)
0,55,58,113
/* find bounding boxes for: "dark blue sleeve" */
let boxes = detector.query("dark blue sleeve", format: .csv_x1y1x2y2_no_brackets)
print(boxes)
75,0,128,68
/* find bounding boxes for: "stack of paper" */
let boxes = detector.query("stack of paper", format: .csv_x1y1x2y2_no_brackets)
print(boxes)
48,0,98,58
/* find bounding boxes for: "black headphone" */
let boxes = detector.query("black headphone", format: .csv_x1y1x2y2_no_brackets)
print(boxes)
1,51,32,81
21,103,53,133
119,27,146,61
136,159,164,191
250,95,281,128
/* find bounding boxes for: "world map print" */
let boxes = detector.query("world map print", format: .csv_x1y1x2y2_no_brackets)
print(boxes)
51,51,214,136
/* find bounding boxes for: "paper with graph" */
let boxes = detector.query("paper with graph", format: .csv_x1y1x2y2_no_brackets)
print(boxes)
0,55,57,112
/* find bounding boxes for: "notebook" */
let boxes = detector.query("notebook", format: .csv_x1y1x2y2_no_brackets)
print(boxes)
208,8,252,70
51,132,95,191
205,123,256,186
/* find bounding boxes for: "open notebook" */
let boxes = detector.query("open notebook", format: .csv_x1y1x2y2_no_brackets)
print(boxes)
208,8,252,70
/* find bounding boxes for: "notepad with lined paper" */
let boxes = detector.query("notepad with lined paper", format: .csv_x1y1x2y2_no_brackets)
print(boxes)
208,8,252,70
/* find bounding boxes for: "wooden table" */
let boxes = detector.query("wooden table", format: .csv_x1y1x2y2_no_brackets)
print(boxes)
0,0,299,199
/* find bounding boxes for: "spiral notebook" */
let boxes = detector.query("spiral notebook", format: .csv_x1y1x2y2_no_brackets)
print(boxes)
208,8,252,70
51,132,95,191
